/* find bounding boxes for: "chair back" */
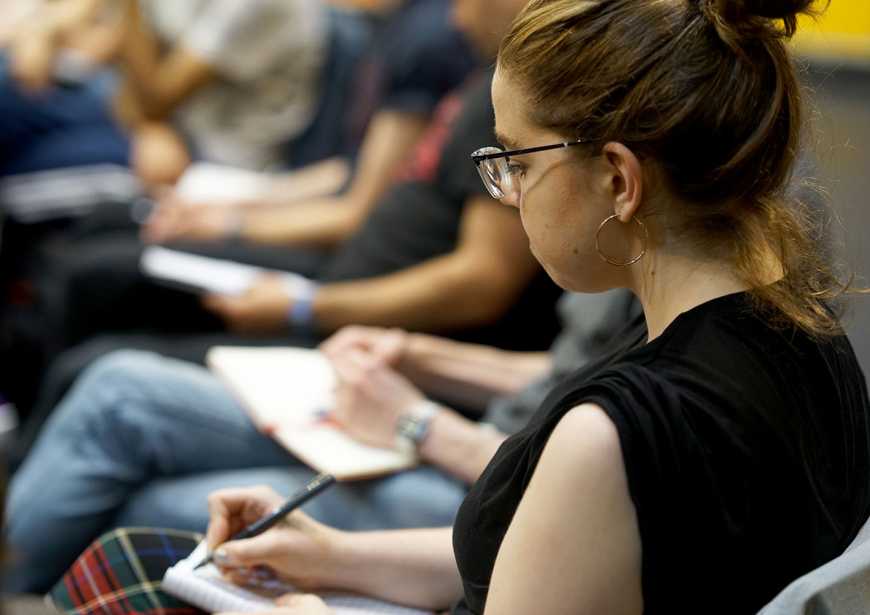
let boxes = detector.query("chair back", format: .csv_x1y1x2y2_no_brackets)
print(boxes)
758,516,870,615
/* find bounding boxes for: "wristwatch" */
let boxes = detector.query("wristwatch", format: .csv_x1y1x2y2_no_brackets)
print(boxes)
396,400,440,450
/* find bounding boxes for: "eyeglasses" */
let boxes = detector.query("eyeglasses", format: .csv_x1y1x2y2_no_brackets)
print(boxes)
471,139,586,200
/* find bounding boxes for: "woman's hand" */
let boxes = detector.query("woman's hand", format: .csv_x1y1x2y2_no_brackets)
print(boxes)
206,485,344,592
319,326,408,368
330,348,427,449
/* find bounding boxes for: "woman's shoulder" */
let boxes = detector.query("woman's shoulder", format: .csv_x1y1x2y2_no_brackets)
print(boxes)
540,290,866,437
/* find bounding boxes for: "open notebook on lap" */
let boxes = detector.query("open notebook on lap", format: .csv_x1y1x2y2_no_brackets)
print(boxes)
207,346,418,481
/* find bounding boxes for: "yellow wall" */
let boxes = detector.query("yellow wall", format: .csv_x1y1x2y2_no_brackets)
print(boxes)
792,1,870,63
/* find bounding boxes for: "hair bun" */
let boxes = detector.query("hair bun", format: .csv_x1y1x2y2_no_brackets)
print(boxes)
719,0,817,22
699,0,822,48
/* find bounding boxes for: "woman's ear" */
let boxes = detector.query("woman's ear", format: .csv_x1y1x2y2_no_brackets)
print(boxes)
601,142,643,222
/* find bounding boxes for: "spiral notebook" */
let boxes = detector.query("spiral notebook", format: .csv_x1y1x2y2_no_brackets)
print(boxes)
162,541,431,614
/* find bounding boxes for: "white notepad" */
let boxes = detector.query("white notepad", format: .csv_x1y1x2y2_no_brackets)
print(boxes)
175,163,273,203
162,541,431,614
207,346,418,480
140,246,313,297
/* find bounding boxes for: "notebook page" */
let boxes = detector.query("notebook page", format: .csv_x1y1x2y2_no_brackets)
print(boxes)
162,542,432,614
206,347,417,479
276,426,417,479
207,347,335,426
175,163,272,203
140,247,313,297
141,246,263,296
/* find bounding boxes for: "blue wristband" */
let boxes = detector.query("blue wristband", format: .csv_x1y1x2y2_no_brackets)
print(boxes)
285,277,319,331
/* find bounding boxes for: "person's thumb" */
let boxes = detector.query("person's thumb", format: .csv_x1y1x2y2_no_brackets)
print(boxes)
375,329,406,365
213,533,281,569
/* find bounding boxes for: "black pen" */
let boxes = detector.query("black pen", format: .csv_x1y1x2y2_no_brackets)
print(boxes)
193,473,336,570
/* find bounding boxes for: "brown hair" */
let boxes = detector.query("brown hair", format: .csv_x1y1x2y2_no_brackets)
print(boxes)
499,0,850,336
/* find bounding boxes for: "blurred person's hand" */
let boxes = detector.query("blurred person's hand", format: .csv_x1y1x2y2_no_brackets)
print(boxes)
64,19,125,65
203,275,292,335
9,32,56,92
319,326,408,368
331,348,427,449
323,0,403,14
142,192,244,244
131,122,191,187
205,485,343,595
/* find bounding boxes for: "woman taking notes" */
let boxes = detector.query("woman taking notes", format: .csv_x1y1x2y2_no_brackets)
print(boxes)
54,0,870,613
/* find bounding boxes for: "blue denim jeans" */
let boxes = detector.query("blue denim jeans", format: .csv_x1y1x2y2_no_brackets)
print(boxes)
5,351,467,593
0,54,129,176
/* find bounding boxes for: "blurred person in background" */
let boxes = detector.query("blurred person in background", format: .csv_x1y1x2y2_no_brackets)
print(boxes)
3,0,555,455
0,0,333,184
142,0,477,266
0,0,476,424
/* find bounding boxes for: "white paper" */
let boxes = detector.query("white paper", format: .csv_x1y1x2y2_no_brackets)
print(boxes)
162,542,432,614
175,163,273,203
207,347,417,479
140,246,312,297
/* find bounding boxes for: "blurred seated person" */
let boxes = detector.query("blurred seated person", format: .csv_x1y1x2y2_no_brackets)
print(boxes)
0,0,476,419
143,0,477,251
5,290,637,593
7,0,548,436
0,0,335,184
10,65,562,468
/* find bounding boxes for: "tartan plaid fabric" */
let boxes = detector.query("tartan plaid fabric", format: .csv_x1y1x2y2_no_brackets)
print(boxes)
49,528,206,615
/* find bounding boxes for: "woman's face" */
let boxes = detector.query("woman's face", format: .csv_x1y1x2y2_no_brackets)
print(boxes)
490,68,634,293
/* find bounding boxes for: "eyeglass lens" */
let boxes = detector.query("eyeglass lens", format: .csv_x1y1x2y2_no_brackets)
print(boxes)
473,147,518,201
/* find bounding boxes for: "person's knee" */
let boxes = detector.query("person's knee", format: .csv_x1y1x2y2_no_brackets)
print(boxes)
372,469,466,528
76,349,159,388
57,350,164,422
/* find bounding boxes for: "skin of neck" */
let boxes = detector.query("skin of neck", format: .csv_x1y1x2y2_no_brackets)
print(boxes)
627,244,749,341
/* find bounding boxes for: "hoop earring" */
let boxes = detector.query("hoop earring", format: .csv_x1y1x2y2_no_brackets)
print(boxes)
595,215,648,267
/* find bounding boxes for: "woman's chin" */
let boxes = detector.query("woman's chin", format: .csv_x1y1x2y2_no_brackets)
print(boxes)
542,265,616,295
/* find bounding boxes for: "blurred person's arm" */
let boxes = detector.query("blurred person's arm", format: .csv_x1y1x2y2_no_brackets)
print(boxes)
309,197,540,332
144,110,430,246
321,325,552,410
0,0,42,47
400,334,551,410
328,347,512,483
320,325,551,481
420,406,508,483
323,0,404,13
112,0,215,125
27,0,105,38
204,195,543,338
237,110,430,247
8,0,107,90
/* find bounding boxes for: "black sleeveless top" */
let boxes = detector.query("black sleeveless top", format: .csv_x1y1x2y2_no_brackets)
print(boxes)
452,292,870,614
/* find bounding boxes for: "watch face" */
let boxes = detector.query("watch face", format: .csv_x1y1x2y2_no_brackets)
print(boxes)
398,415,427,444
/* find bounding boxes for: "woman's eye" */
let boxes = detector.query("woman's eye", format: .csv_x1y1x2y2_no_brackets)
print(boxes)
506,162,526,176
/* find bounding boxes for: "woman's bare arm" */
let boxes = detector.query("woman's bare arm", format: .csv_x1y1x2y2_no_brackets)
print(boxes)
484,404,644,614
